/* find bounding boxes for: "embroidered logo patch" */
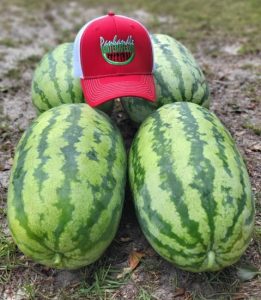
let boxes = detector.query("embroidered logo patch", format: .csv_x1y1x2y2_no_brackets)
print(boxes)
100,35,135,65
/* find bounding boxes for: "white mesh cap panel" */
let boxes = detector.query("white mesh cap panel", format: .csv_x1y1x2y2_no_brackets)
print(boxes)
73,16,105,78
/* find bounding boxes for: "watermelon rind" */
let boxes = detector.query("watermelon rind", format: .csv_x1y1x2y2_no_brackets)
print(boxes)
31,43,114,114
129,102,255,272
121,34,210,123
8,103,126,269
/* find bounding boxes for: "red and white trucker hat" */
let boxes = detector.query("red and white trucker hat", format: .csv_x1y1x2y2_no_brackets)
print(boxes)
73,12,156,107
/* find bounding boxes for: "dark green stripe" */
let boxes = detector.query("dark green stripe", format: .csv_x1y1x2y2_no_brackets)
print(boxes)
93,129,102,144
132,185,207,269
177,41,203,80
177,103,217,249
70,120,125,253
16,239,51,256
122,97,155,117
176,40,209,105
139,183,206,255
245,193,255,226
86,147,99,162
220,150,253,245
37,108,46,114
200,107,233,178
200,82,210,105
156,36,186,101
150,108,206,247
221,186,234,206
216,250,247,267
130,113,206,252
33,109,60,201
53,106,82,249
48,52,65,104
129,135,146,192
33,81,52,109
152,35,178,102
64,44,77,103
10,120,52,252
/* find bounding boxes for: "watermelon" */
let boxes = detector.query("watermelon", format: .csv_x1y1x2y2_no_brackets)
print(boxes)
31,43,113,114
121,34,210,123
129,102,254,272
7,104,126,269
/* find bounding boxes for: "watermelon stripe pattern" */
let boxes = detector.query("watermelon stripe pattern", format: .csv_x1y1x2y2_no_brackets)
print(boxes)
32,43,84,114
129,102,254,272
64,43,77,103
151,34,210,105
31,43,114,114
8,104,126,269
121,34,210,123
47,51,65,105
32,81,53,112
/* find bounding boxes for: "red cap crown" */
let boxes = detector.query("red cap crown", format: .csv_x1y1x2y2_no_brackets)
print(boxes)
73,12,156,107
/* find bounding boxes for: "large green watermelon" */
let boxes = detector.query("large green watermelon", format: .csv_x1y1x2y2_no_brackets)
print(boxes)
129,102,254,272
31,43,113,114
8,104,126,269
121,34,210,123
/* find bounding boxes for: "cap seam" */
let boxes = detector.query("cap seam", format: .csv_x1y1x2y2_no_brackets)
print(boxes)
111,13,118,38
82,73,153,79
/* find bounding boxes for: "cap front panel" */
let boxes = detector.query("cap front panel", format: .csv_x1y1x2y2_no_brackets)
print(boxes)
80,14,153,78
114,16,153,74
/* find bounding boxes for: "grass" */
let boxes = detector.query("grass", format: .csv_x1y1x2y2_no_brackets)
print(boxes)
0,234,20,285
73,264,131,299
243,122,261,136
5,54,42,80
254,227,261,257
1,0,260,51
137,288,155,300
22,282,37,300
5,68,21,80
0,38,20,48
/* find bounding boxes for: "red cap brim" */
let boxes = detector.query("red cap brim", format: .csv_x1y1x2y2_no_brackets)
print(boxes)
81,74,156,107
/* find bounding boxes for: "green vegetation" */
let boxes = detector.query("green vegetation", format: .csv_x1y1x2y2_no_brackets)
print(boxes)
1,0,260,51
5,55,42,80
77,265,130,299
0,234,21,285
137,288,155,300
243,122,261,136
0,38,20,48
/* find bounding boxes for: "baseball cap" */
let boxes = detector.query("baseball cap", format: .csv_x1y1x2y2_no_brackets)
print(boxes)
73,12,156,107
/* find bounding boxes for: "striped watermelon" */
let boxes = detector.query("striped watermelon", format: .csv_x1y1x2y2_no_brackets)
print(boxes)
31,43,113,114
121,34,210,123
7,104,126,269
129,102,254,272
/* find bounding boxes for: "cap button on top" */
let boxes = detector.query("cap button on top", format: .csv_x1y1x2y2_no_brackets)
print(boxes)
108,11,115,16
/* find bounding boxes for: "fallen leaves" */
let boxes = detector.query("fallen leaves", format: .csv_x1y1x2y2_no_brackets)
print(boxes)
117,251,145,279
128,251,145,271
237,265,261,281
173,287,186,298
250,143,261,152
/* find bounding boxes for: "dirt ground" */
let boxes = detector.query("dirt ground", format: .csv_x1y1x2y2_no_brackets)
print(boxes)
0,1,260,299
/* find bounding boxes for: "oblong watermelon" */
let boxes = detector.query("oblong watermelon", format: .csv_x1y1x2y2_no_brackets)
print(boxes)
8,104,126,269
121,34,210,123
129,102,254,272
31,43,113,114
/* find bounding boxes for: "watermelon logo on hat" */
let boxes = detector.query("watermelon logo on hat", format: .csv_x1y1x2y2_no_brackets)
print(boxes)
100,35,135,65
73,12,156,107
